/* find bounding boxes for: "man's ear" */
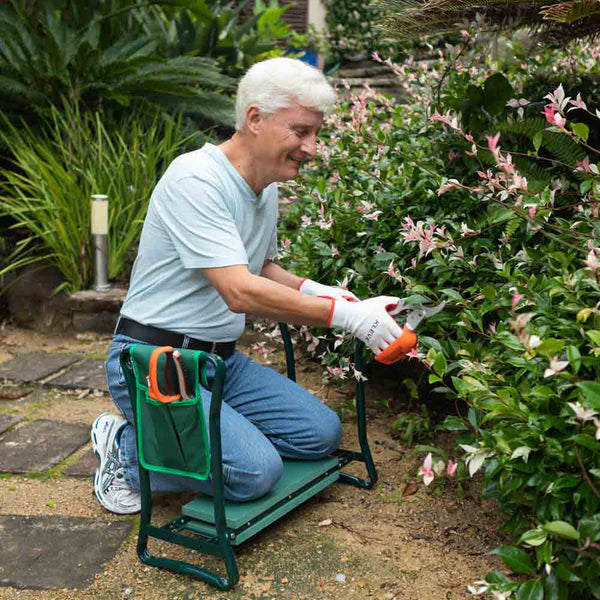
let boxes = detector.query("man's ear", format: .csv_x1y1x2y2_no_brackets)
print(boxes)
245,106,262,135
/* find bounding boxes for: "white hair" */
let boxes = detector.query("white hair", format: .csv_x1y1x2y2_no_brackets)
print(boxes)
235,57,336,131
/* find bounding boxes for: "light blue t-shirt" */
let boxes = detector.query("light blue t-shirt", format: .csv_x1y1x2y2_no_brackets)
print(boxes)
121,143,279,342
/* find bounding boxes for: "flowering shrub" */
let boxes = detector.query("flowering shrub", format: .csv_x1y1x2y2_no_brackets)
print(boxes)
283,39,600,598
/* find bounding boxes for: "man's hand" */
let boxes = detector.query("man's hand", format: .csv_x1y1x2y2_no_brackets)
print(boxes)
298,278,359,302
328,296,403,354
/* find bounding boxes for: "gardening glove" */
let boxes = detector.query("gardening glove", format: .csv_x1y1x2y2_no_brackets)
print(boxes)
298,278,359,302
328,296,403,354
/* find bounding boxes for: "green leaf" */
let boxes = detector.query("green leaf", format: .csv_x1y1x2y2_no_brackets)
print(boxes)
517,579,544,600
571,122,589,142
537,338,565,357
586,330,600,346
482,73,514,115
439,415,469,431
519,528,547,547
440,288,463,302
580,179,594,194
485,570,512,585
542,521,580,541
433,352,447,376
576,381,600,409
490,545,536,574
543,571,562,600
533,131,543,152
566,345,581,374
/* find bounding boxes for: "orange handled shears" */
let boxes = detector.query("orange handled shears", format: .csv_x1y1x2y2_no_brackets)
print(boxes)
375,300,445,365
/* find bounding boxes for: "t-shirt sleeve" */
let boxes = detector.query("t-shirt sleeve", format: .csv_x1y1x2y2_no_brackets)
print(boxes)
265,222,278,261
155,175,248,269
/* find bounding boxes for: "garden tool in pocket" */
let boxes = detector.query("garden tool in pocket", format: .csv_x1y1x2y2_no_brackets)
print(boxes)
375,301,446,365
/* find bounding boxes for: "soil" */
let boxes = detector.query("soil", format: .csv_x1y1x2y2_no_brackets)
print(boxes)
0,323,508,600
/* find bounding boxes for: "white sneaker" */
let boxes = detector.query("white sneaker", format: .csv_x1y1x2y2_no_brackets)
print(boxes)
91,413,141,515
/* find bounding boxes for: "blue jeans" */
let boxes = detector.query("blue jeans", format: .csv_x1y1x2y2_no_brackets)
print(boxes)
105,334,342,501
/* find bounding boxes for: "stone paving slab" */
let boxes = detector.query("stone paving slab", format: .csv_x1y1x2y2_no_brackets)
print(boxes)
0,419,89,473
0,414,24,435
0,352,82,383
64,448,97,478
48,358,108,392
0,514,132,589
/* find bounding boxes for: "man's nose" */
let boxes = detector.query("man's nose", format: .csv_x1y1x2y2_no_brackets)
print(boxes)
301,133,318,158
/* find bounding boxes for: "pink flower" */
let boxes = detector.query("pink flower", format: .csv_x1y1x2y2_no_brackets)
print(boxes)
447,460,458,477
511,293,522,309
418,453,435,486
544,357,569,378
331,245,339,258
431,110,461,131
528,205,537,218
487,133,501,157
327,366,347,380
576,156,593,173
543,106,556,124
386,260,399,279
437,179,461,196
407,345,419,359
568,93,587,112
568,402,597,423
584,250,599,272
543,106,566,128
330,172,340,183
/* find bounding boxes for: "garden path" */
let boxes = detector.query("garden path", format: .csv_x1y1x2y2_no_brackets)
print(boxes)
0,325,506,600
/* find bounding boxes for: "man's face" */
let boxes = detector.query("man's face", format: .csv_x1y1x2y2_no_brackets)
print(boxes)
252,103,323,183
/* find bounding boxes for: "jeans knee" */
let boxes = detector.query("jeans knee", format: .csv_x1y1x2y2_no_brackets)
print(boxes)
313,409,342,456
226,448,283,502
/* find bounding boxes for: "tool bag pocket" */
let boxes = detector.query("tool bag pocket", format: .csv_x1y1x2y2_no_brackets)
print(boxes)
126,344,211,481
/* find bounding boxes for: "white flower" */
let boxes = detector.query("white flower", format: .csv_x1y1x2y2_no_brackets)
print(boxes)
467,580,490,595
460,444,494,477
527,335,542,349
544,357,569,378
568,402,598,423
511,446,531,463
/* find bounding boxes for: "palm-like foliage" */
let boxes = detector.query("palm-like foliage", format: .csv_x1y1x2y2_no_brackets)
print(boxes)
376,0,600,43
0,103,196,291
0,0,235,127
136,0,299,78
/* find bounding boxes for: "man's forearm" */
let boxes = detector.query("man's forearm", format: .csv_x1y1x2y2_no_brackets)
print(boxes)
260,260,304,290
203,264,332,327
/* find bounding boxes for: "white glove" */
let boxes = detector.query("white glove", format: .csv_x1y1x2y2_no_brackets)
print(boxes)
328,296,403,354
298,278,359,301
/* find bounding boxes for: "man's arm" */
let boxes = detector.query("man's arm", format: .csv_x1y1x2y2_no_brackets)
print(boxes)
259,259,304,289
203,263,404,355
202,264,332,326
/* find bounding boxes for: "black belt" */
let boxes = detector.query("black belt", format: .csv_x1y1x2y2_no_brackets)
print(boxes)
116,316,236,360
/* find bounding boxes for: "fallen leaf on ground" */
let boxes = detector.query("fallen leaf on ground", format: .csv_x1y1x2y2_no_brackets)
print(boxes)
402,482,419,497
318,518,333,527
0,392,30,400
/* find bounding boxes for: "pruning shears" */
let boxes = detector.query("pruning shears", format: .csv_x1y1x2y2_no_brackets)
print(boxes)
375,300,446,365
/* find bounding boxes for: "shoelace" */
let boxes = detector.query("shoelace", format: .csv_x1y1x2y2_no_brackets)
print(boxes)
110,466,132,492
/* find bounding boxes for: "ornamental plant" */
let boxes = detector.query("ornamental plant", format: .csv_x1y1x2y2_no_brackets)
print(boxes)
282,38,600,597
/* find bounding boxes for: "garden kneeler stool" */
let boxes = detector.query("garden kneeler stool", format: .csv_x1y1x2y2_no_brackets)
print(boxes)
120,323,377,590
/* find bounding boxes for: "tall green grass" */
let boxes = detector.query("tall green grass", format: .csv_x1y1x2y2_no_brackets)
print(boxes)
0,104,196,292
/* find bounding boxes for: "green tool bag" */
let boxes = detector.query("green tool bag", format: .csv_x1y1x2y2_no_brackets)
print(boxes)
124,344,212,481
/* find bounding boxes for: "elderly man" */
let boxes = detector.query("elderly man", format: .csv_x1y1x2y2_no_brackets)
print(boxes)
92,57,402,514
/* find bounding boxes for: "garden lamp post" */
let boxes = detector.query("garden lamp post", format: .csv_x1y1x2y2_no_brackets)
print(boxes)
91,194,110,291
